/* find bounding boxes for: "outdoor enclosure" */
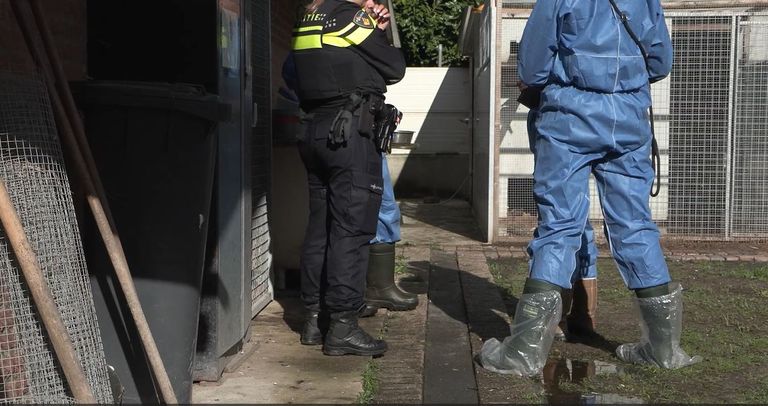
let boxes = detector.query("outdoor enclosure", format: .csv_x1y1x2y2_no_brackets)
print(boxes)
494,5,768,242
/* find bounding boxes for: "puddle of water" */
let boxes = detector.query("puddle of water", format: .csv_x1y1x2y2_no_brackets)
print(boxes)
542,358,644,404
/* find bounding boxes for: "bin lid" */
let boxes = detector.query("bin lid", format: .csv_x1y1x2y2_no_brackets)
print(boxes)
71,81,231,122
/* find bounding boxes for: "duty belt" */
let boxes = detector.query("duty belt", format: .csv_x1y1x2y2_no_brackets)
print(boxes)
328,92,388,146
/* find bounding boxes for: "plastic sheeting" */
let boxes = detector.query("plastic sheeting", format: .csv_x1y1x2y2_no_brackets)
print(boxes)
477,291,561,376
616,283,702,369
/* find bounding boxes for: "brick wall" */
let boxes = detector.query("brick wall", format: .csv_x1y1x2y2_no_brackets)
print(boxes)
0,0,87,80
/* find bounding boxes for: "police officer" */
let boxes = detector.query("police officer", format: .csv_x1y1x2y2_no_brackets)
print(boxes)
478,0,701,375
290,0,405,356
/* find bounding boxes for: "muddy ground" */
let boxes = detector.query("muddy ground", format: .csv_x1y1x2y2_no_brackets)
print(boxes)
485,256,768,404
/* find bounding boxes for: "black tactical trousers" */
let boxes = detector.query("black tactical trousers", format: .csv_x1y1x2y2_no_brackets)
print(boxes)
298,113,383,313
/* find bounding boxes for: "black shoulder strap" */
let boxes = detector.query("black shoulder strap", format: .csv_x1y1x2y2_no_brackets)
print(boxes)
608,0,662,198
608,0,650,65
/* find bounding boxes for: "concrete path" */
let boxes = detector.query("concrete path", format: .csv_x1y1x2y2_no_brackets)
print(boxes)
191,295,381,403
191,198,497,404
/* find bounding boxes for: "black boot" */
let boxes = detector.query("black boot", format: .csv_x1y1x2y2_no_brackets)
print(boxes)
323,310,387,356
365,243,418,312
300,304,322,346
358,304,379,318
616,283,701,369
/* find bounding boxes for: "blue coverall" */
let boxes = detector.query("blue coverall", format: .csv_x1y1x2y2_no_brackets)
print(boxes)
527,109,597,282
520,0,673,290
371,154,400,244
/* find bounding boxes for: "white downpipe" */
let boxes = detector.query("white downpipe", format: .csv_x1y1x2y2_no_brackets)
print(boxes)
486,5,497,243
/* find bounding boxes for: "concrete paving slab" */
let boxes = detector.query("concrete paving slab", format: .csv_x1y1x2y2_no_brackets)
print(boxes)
423,250,479,404
191,296,380,403
372,245,429,404
399,199,484,246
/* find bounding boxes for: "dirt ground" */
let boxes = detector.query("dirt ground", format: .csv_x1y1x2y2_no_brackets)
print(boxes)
658,239,768,257
496,239,768,259
486,256,768,404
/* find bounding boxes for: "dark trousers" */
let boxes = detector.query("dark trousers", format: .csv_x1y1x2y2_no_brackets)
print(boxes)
298,114,383,313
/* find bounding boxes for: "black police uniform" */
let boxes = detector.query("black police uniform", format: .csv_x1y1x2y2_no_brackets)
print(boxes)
290,0,405,355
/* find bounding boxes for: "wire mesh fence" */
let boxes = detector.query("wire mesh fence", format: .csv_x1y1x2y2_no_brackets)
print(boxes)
0,69,113,403
495,9,768,242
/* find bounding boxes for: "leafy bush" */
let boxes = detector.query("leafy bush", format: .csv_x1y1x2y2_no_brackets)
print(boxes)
393,0,481,67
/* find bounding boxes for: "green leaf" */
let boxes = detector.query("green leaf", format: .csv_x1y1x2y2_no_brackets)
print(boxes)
393,0,475,67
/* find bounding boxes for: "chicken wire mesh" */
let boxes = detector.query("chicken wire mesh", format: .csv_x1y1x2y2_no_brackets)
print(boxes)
0,69,113,403
496,9,768,242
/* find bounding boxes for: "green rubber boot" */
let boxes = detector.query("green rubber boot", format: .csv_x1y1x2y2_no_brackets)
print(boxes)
616,283,702,369
364,243,418,312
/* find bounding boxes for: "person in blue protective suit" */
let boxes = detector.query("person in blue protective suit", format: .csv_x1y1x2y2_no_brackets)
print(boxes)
478,0,701,376
526,105,599,341
359,154,418,318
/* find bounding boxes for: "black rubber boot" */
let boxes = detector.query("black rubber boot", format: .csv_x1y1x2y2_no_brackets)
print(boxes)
365,243,418,312
300,304,322,346
617,283,702,369
358,304,379,318
323,310,387,356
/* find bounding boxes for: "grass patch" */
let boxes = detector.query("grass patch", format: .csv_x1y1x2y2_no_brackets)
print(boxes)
519,389,545,404
486,257,768,404
724,263,768,282
356,360,379,404
356,311,393,403
395,254,408,275
487,260,527,303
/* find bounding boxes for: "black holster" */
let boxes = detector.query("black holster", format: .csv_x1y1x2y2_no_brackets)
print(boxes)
372,104,402,154
358,95,383,138
329,93,364,145
329,93,386,145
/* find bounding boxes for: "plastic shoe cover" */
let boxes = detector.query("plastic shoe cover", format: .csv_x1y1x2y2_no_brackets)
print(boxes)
616,283,702,369
477,291,561,376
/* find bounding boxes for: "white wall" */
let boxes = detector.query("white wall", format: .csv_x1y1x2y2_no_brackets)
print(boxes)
385,67,472,155
384,67,474,200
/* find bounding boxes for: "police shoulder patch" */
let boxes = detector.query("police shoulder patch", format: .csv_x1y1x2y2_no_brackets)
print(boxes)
353,9,375,29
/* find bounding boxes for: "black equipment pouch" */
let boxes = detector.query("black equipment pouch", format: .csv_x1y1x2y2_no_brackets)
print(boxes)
329,93,364,145
517,85,544,109
357,95,384,137
373,104,403,154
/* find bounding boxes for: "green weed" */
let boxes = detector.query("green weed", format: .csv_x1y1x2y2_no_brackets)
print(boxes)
356,361,379,404
394,254,408,275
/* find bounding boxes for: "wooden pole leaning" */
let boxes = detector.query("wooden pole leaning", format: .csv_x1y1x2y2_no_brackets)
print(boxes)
9,1,178,403
0,178,97,404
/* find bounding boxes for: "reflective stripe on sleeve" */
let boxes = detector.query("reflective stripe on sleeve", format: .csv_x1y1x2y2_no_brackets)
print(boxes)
321,26,374,48
292,34,322,50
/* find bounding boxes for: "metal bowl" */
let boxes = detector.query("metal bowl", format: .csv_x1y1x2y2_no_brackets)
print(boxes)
392,130,414,145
